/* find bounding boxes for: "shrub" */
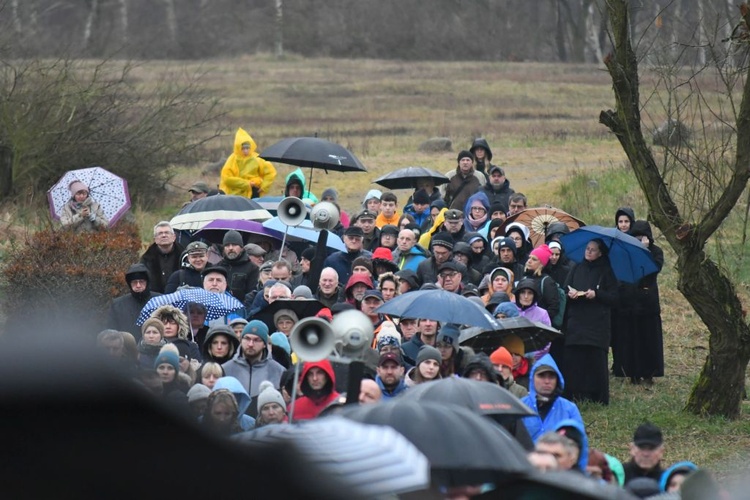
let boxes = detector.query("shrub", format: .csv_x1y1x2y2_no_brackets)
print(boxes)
1,222,142,337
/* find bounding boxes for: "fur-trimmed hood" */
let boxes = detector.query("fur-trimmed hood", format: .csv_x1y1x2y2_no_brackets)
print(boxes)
150,305,190,340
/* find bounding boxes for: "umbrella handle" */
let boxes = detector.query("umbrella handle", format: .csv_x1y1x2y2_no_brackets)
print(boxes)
288,361,302,424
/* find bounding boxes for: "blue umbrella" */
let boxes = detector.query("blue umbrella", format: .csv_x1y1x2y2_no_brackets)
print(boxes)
559,225,659,283
375,289,498,330
262,217,346,252
136,287,244,326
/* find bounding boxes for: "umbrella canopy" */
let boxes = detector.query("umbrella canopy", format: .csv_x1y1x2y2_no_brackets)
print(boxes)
460,318,562,354
136,287,244,326
263,217,346,252
235,417,430,497
193,219,283,245
372,166,449,190
170,195,272,231
560,225,659,283
499,207,586,247
375,289,498,330
492,471,637,499
339,400,532,487
251,299,326,332
401,377,535,417
47,166,131,227
260,137,367,173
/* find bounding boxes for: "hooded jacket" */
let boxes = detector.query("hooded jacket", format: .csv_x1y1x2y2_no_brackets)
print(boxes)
515,277,554,327
463,191,491,233
284,168,318,203
213,376,257,431
150,305,202,360
615,207,636,232
521,354,583,441
60,194,108,232
554,418,589,473
106,263,162,340
375,374,408,399
221,343,286,415
392,244,430,273
219,127,277,197
481,177,514,214
470,137,494,177
344,273,375,308
291,360,340,420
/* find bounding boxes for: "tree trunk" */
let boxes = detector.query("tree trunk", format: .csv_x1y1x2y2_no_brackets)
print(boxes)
555,0,568,61
275,0,283,58
163,0,178,47
11,0,22,36
600,0,750,418
0,145,13,199
585,2,603,64
119,0,129,45
83,0,99,52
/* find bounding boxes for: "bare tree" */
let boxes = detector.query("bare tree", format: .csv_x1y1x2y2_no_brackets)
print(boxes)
275,0,283,58
600,0,750,418
83,0,100,52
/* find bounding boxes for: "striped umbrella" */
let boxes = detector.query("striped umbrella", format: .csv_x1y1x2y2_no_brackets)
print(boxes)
235,417,429,497
136,287,244,326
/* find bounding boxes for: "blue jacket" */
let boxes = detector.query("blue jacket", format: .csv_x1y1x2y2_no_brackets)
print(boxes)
213,376,256,431
323,249,372,286
554,418,589,473
375,375,407,400
393,245,429,273
659,461,697,492
521,354,583,441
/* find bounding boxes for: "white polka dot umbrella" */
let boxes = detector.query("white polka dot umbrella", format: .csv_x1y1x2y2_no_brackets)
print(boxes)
47,166,131,227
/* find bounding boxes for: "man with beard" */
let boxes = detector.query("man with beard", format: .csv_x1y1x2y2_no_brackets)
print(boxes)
481,165,515,215
416,232,454,286
400,318,439,366
218,230,260,301
290,359,340,421
375,352,407,400
222,320,285,417
443,151,483,211
107,263,161,341
164,241,210,293
140,221,185,293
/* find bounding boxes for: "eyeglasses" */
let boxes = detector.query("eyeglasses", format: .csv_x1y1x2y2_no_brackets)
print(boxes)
439,271,458,279
470,207,486,212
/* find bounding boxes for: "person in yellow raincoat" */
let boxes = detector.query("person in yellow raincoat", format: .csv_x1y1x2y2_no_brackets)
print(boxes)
219,128,277,198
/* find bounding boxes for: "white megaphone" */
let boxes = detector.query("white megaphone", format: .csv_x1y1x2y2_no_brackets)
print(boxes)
277,196,307,227
310,201,340,231
289,317,336,362
331,310,374,359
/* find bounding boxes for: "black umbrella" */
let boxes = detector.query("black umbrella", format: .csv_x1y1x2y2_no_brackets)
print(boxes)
401,376,535,417
338,400,532,487
372,166,449,190
250,299,325,332
460,317,562,354
479,471,637,499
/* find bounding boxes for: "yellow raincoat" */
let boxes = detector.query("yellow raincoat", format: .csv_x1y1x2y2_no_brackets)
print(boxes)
219,128,277,197
418,207,448,249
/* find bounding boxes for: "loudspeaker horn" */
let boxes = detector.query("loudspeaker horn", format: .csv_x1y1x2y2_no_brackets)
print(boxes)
310,201,340,231
289,317,335,362
330,310,374,359
277,196,307,227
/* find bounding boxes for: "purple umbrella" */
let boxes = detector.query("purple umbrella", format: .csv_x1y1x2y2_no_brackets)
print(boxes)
193,219,283,245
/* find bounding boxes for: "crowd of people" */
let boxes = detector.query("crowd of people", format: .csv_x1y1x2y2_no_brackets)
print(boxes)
84,130,705,497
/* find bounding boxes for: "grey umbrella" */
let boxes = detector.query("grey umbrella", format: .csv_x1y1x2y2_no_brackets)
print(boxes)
373,166,450,190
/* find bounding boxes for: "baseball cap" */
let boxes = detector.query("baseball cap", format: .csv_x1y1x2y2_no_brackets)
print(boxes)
534,364,557,376
488,165,505,176
188,182,210,194
444,209,463,221
186,241,209,254
378,351,403,367
438,261,460,274
633,423,663,448
363,289,384,302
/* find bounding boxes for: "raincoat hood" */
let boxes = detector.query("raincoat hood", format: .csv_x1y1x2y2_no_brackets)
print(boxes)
659,461,697,491
344,273,375,298
233,127,258,158
470,137,493,161
615,207,635,228
463,191,491,230
283,168,319,202
554,418,589,473
213,376,252,416
630,220,654,245
528,353,565,395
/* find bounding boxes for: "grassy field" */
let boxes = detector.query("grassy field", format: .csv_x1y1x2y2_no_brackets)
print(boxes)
4,56,750,481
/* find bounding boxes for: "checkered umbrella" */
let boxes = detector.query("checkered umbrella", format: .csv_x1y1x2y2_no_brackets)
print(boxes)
47,166,131,227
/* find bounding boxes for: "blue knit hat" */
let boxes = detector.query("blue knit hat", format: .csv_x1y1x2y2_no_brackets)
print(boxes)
270,332,291,355
437,324,461,352
242,320,269,345
154,351,180,371
494,302,520,318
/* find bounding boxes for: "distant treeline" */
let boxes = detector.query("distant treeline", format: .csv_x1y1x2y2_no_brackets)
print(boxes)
2,0,735,62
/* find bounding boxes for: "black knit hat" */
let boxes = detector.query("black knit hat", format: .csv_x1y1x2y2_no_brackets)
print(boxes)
457,150,474,163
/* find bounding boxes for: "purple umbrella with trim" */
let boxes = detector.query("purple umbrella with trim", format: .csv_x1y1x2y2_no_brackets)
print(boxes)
193,219,283,245
47,166,131,227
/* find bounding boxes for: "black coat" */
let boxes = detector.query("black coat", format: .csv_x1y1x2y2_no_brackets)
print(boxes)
106,291,161,341
164,266,204,293
563,257,619,349
219,251,260,301
522,271,561,325
481,180,515,214
140,242,185,293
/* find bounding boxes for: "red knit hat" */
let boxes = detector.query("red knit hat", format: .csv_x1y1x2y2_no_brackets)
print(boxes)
530,244,553,267
490,346,513,368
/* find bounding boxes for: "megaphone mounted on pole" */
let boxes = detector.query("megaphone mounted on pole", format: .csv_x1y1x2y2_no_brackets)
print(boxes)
276,196,307,263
